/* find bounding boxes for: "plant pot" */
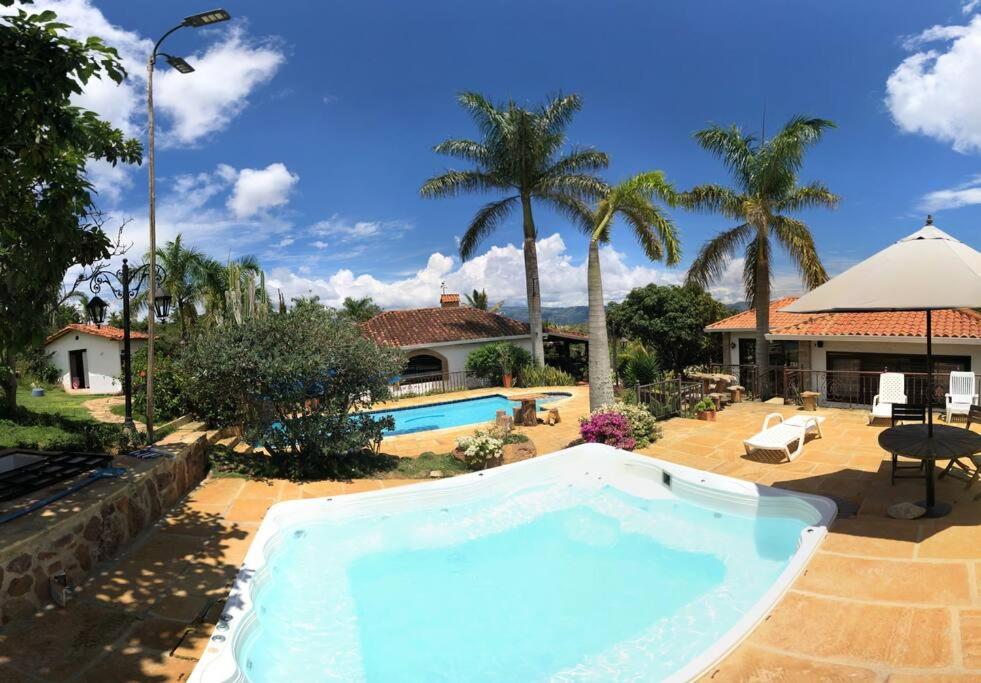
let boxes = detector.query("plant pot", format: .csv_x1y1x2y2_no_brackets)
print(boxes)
502,373,513,388
697,410,716,422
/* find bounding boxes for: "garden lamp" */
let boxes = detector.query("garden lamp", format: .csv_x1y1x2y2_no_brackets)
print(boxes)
86,295,108,327
153,291,173,320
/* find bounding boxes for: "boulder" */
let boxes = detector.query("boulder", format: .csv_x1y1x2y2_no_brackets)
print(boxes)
502,441,537,465
887,501,926,520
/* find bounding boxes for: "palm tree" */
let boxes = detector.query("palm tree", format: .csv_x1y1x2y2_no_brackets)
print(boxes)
421,92,608,365
583,172,681,410
463,288,502,312
147,234,207,338
680,116,837,395
198,255,263,327
341,296,381,322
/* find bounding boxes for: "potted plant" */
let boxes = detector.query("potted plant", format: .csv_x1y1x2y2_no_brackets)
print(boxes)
497,344,516,388
694,397,717,422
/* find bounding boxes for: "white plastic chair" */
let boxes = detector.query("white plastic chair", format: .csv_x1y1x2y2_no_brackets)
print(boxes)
743,413,825,462
943,371,978,423
869,372,906,424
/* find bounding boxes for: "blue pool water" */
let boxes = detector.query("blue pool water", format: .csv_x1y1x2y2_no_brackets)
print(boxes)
363,393,568,435
241,481,808,681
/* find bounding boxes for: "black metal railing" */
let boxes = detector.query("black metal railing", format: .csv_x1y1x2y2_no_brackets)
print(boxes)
636,378,705,419
776,368,981,409
705,364,761,400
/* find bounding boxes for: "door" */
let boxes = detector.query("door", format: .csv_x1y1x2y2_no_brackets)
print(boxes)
68,349,87,390
737,338,757,394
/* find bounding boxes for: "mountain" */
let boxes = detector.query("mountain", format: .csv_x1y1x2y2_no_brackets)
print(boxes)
498,305,589,325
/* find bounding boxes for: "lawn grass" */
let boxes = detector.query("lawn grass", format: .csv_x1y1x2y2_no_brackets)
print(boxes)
15,386,108,423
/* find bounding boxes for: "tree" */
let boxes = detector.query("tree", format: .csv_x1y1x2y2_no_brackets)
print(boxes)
0,3,143,409
420,92,608,365
145,234,208,338
607,284,729,373
580,172,680,410
341,296,381,322
178,306,405,479
463,288,502,312
679,116,837,393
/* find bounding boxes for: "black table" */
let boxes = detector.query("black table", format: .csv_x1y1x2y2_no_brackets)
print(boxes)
878,424,981,518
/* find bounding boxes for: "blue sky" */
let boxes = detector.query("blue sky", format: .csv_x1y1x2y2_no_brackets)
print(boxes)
46,0,981,307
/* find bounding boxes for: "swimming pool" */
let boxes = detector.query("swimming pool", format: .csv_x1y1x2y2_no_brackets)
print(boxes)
190,444,836,683
363,392,569,435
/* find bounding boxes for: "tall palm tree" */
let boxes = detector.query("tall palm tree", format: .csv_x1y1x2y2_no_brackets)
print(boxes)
680,116,838,394
420,92,608,365
147,234,207,338
582,172,681,410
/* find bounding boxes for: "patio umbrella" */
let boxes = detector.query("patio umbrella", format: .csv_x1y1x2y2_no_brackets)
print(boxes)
782,216,981,435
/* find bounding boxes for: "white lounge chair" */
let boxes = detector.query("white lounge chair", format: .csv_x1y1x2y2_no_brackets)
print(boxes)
869,372,906,424
744,413,825,462
943,371,978,423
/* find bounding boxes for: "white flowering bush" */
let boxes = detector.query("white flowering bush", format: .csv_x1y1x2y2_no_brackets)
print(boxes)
455,430,504,470
590,402,662,448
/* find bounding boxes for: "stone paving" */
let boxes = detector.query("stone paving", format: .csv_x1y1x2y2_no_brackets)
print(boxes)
0,389,979,682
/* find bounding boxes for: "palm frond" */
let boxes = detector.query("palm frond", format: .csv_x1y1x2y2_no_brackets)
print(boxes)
537,173,609,201
620,196,681,265
459,196,519,260
539,192,594,233
546,147,610,176
693,124,755,187
756,116,836,194
772,215,828,290
537,93,583,136
685,223,752,289
432,138,490,165
675,184,745,219
775,182,839,213
457,92,506,140
420,170,506,198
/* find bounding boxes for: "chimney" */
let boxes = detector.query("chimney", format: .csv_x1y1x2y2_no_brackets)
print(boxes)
440,293,460,308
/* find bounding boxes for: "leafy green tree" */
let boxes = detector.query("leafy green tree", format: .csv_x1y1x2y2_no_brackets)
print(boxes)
421,92,608,365
178,306,405,479
341,296,381,322
0,3,142,409
580,172,680,410
465,342,532,383
607,284,728,373
680,117,837,389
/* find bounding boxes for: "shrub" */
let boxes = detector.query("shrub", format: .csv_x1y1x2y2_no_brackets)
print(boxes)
465,343,532,382
693,397,716,413
21,347,61,385
455,429,504,469
517,364,575,387
590,402,662,448
618,341,660,386
178,305,405,479
579,411,636,450
127,347,188,422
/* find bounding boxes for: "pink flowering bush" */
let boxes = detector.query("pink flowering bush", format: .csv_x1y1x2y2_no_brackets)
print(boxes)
578,411,636,450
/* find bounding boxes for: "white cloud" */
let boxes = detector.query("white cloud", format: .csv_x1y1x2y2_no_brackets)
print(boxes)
277,237,296,247
312,241,329,249
886,15,981,153
700,258,812,305
310,215,411,242
155,27,284,147
85,159,135,205
226,163,299,218
266,233,681,309
920,174,981,211
965,0,980,14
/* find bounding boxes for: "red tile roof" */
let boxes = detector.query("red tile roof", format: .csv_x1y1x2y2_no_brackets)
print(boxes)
707,297,981,339
705,297,815,332
45,324,149,345
362,307,530,347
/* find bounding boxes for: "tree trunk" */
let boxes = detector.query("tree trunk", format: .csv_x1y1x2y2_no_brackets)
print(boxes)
520,195,545,365
587,239,614,411
1,345,17,412
754,236,771,399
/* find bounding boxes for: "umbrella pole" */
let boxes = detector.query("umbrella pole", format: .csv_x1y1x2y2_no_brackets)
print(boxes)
926,309,933,437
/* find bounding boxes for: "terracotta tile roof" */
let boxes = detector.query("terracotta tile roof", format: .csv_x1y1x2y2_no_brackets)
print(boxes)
45,324,149,345
361,307,530,347
707,297,981,339
774,308,981,339
705,297,816,332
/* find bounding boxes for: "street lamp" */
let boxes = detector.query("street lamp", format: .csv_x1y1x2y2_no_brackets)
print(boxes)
81,260,168,431
146,8,231,443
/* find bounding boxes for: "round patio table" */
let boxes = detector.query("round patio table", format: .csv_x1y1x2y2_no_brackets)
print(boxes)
878,424,981,518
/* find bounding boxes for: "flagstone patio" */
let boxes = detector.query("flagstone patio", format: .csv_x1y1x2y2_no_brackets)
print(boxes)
0,392,978,682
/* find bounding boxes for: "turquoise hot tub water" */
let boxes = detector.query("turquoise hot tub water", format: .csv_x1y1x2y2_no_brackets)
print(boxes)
239,481,810,682
363,392,569,435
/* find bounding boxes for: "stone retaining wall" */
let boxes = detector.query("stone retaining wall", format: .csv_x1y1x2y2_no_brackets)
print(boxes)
0,432,209,625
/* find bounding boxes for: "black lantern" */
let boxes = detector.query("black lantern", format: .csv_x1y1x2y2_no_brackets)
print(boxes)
86,295,109,327
154,291,173,320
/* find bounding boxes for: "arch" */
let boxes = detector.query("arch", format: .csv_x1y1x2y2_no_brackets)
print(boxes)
404,350,448,381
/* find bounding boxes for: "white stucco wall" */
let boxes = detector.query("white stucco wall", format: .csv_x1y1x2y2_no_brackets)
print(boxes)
403,336,534,375
45,333,147,394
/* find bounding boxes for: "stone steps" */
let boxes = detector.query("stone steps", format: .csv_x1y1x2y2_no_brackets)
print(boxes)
233,441,254,455
215,435,240,450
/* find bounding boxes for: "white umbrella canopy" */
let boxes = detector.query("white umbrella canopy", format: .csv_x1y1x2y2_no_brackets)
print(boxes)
782,218,981,314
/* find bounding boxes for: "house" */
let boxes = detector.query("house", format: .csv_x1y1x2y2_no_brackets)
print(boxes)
44,324,148,394
706,297,981,400
361,293,533,379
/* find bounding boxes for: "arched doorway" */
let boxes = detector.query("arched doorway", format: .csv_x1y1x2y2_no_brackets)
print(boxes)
404,351,446,382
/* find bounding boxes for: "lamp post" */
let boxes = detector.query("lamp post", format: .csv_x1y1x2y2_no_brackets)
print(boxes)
146,8,231,442
84,260,171,431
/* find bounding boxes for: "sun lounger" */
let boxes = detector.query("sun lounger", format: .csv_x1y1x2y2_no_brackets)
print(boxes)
744,413,825,462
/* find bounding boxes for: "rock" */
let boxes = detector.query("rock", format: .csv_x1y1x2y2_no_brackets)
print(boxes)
6,554,32,574
547,408,561,425
887,501,926,520
429,470,444,478
6,575,33,598
502,441,537,465
83,516,102,543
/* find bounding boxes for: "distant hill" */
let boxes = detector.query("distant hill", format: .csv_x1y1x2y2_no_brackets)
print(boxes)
499,305,589,325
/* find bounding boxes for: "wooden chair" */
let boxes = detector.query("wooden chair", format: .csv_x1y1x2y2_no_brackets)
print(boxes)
939,405,981,490
890,403,926,485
